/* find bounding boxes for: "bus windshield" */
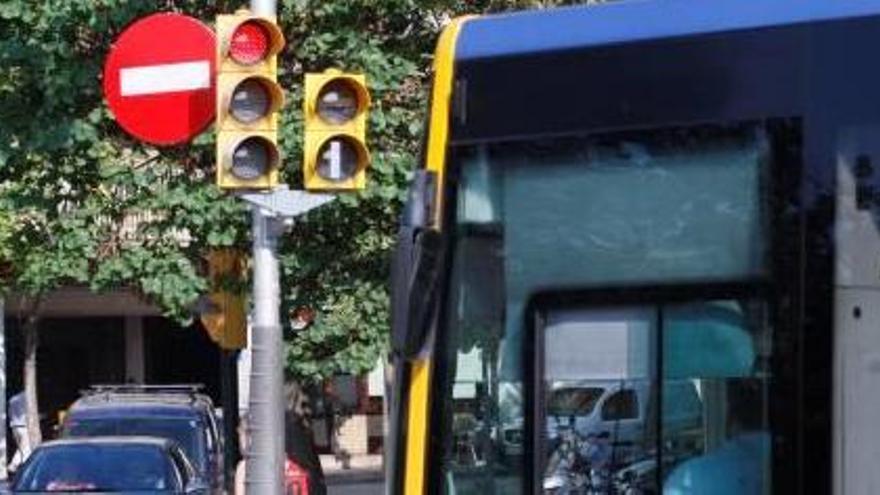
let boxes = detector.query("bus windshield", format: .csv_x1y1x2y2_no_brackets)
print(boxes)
434,124,775,494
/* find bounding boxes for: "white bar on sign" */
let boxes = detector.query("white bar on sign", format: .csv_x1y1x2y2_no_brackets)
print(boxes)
120,61,210,96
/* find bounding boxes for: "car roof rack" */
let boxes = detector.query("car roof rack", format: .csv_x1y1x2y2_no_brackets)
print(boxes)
80,384,211,403
86,384,205,395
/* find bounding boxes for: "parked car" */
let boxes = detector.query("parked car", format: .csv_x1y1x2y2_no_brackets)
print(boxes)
10,436,208,494
61,385,224,493
500,379,703,465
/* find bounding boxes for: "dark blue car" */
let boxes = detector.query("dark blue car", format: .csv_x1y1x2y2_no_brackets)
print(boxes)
12,437,208,494
61,385,224,494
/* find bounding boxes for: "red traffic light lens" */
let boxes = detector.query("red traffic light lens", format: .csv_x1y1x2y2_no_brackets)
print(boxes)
229,21,270,65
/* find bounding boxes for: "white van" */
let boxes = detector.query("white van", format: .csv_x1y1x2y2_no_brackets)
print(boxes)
500,378,702,465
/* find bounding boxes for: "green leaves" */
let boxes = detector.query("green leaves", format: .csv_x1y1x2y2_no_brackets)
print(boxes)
275,0,589,382
0,0,599,383
93,246,205,322
0,0,230,321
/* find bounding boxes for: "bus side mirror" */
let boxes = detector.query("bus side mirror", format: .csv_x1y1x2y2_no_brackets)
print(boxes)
391,170,443,359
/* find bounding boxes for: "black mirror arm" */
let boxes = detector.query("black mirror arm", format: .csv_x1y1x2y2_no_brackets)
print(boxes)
391,170,441,359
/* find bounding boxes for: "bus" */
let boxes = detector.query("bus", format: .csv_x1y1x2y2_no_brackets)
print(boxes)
387,1,880,493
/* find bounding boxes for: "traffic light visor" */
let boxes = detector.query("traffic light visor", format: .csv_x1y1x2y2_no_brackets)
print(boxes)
315,78,370,125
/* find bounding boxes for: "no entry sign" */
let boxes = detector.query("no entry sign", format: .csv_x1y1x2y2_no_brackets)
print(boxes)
103,13,216,146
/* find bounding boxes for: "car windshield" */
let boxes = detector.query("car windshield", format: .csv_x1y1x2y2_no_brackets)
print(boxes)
65,418,204,469
14,444,176,493
547,387,604,417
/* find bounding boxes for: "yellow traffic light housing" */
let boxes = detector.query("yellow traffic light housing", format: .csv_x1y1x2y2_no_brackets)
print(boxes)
200,249,247,350
303,70,371,190
216,11,286,190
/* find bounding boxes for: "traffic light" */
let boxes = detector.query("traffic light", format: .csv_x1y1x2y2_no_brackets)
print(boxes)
216,10,285,190
303,70,370,190
200,249,247,350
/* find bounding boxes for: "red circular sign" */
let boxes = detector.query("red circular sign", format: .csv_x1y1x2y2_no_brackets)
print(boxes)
104,13,216,146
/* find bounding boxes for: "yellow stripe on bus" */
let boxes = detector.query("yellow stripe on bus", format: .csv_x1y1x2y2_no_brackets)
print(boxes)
425,16,473,226
404,358,432,495
403,15,473,495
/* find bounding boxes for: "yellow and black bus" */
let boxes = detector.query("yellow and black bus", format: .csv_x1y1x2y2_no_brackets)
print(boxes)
388,1,880,493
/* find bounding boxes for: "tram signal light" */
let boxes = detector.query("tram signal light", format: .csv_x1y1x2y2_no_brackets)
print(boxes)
200,249,247,350
303,71,371,190
216,11,285,190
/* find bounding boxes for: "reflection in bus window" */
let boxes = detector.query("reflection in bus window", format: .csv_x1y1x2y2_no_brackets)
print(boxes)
662,302,772,494
601,389,638,421
550,388,604,417
541,302,771,494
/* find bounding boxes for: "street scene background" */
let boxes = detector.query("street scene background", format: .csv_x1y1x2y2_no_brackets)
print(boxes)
0,0,597,493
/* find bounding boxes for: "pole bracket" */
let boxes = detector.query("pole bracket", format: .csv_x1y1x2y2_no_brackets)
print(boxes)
238,185,335,219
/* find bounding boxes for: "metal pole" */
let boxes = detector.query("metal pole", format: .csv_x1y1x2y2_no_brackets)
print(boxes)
250,0,277,17
246,207,285,495
247,4,281,490
221,350,240,494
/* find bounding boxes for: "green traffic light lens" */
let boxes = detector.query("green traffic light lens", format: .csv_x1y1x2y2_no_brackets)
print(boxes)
316,137,359,182
230,79,270,124
231,137,270,180
317,80,359,125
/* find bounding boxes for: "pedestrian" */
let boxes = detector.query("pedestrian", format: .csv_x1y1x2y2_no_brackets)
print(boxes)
235,411,320,495
8,390,29,473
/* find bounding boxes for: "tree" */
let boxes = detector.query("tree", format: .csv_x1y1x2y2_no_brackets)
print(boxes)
0,0,596,450
0,1,247,446
276,0,593,382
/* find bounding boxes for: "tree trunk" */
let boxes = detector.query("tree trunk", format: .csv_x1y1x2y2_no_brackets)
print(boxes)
23,307,41,447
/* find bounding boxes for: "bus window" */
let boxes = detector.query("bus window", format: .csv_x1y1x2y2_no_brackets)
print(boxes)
601,389,638,421
662,301,772,493
436,224,522,494
434,124,777,495
541,308,653,492
538,300,771,494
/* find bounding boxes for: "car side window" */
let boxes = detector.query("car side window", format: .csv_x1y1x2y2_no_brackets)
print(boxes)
601,389,638,420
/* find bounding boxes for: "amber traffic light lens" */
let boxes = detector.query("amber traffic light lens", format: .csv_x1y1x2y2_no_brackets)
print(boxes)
230,79,271,124
317,80,359,125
